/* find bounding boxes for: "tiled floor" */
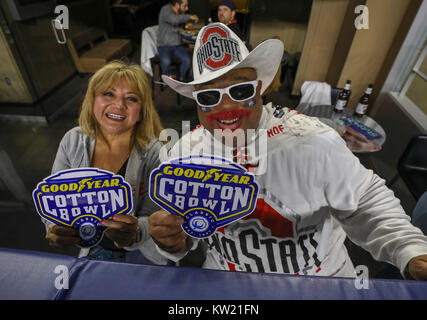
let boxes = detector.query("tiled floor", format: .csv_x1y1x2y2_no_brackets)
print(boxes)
0,47,412,279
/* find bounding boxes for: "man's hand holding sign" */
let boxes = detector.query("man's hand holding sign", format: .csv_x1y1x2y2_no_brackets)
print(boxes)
148,156,259,253
149,211,186,253
46,211,139,249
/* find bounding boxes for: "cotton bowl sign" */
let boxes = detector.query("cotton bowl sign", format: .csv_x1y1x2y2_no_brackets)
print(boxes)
33,168,133,248
149,156,259,238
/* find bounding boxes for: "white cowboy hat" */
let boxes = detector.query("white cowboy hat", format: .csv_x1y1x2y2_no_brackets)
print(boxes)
162,23,284,100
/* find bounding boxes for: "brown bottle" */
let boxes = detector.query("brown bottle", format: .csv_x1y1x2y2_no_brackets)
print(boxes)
354,84,373,118
333,80,352,113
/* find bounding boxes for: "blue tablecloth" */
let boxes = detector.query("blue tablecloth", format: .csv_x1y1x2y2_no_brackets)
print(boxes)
1,247,426,300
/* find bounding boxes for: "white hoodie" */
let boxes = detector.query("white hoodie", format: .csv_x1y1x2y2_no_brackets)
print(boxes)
159,103,427,277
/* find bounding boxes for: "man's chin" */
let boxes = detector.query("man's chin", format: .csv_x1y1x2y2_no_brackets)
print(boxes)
211,127,247,148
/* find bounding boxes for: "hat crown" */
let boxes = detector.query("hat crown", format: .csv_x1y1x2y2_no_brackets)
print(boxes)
161,22,284,101
219,0,235,11
193,23,250,82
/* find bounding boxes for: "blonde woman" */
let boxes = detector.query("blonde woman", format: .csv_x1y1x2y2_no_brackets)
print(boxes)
45,60,169,265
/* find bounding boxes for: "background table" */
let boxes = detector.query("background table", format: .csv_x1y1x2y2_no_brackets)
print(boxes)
1,247,427,300
296,104,386,153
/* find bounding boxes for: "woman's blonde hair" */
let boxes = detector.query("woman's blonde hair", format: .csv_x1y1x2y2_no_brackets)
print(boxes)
79,60,163,148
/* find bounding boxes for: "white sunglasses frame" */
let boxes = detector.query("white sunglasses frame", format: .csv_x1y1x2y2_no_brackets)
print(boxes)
192,80,259,108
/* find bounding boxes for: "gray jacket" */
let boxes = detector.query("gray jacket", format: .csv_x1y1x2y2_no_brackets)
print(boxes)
157,4,191,47
46,127,168,264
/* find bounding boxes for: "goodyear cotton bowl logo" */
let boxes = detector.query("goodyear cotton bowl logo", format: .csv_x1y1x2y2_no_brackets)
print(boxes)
149,156,259,238
33,168,133,248
196,24,242,74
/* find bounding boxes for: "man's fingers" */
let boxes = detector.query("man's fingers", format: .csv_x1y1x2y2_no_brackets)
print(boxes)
105,229,135,241
105,229,135,248
148,210,187,252
409,255,427,281
152,232,187,253
149,210,184,227
150,223,184,238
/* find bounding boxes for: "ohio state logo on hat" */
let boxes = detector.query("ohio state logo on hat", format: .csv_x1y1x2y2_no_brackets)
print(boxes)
161,23,284,100
196,25,242,75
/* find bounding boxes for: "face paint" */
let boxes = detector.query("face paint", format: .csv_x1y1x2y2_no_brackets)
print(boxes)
207,109,252,124
244,98,257,108
198,105,211,113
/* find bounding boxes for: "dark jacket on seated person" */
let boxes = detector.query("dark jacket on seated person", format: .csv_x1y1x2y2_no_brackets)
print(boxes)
158,3,191,47
226,20,243,40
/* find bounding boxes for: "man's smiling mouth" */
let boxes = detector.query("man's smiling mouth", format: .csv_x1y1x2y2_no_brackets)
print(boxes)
208,110,251,122
207,110,252,131
218,118,239,124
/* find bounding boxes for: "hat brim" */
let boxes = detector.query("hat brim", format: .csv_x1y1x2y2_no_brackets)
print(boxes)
162,39,284,100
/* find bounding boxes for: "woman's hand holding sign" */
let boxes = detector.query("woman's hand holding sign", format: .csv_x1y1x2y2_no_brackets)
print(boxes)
46,224,79,249
149,210,187,253
45,214,139,249
101,214,140,248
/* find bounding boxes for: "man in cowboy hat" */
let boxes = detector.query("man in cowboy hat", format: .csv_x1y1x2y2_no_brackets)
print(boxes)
149,23,427,280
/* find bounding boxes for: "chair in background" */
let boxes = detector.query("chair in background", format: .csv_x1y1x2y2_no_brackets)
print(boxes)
388,134,427,201
66,27,132,74
140,25,159,78
298,81,343,107
299,81,332,106
140,26,181,105
150,55,181,105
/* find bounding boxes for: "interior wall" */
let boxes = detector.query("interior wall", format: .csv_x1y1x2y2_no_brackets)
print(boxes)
292,0,349,95
0,0,114,104
247,0,312,59
403,36,427,116
406,73,427,115
337,0,412,109
292,0,418,108
0,27,33,103
249,20,307,54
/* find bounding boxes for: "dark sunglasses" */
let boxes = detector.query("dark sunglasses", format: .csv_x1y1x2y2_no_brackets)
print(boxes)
192,80,258,108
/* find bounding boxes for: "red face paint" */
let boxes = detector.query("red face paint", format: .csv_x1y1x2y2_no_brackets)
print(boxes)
207,109,252,123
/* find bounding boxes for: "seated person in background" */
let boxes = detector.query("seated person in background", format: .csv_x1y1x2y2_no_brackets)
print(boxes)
44,60,169,265
158,0,199,81
217,0,242,40
149,23,427,280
